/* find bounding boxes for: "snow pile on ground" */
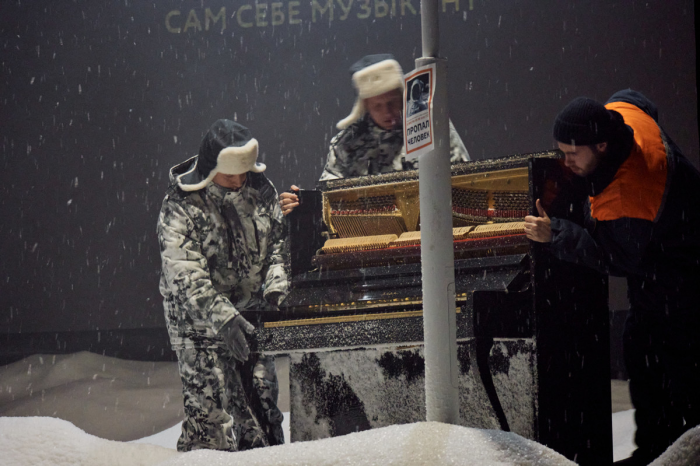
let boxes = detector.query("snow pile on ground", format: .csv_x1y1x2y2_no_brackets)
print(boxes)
134,412,640,461
0,416,178,466
650,425,700,466
1,416,577,466
9,351,696,465
129,416,292,449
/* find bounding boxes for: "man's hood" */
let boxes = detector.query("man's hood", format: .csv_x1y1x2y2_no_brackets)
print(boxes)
168,155,198,187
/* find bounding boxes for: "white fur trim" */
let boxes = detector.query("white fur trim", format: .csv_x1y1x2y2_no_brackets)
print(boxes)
353,59,404,99
336,99,365,130
177,139,264,191
178,169,216,192
215,139,263,175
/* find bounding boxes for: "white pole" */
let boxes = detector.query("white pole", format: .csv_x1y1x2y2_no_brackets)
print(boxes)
418,0,460,424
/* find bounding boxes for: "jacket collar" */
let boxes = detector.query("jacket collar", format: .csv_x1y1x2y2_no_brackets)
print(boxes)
585,124,635,196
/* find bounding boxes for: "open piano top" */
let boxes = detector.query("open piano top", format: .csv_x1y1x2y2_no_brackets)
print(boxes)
261,151,612,465
276,151,564,321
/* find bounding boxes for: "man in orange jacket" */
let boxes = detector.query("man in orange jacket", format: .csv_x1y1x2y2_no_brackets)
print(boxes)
525,90,700,465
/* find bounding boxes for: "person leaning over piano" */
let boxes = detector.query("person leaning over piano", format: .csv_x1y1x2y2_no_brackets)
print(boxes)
524,90,700,466
279,53,470,215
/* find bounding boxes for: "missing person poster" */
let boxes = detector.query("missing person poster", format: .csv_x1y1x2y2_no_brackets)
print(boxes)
403,63,435,159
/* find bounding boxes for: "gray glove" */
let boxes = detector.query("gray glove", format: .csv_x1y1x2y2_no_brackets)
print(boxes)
220,314,255,363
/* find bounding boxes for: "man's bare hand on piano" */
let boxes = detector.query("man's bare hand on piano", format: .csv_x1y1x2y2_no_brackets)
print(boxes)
280,185,300,216
524,199,552,242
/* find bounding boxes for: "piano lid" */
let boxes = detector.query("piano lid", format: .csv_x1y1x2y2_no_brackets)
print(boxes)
317,150,558,192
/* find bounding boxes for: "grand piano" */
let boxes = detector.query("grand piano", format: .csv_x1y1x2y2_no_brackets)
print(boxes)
252,152,612,465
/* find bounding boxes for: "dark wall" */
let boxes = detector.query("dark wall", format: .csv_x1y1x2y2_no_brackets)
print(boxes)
1,0,697,333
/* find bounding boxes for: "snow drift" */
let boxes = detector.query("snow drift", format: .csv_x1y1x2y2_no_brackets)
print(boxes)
1,416,578,466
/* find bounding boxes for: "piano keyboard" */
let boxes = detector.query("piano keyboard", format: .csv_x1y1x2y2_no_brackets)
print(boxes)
322,221,526,254
321,234,399,254
470,221,526,238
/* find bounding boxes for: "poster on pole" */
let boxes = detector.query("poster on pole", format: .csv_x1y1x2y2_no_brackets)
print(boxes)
403,63,435,160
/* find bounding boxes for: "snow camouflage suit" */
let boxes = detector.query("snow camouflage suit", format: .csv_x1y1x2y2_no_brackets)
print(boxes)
157,156,289,451
319,114,470,180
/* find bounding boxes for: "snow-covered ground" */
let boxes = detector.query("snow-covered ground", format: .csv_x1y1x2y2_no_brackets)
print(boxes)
132,408,635,460
5,416,583,466
1,352,698,465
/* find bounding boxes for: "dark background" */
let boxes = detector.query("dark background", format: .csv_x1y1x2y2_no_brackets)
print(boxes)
1,0,697,336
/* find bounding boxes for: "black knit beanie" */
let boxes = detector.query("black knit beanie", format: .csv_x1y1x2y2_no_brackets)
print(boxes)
553,97,615,145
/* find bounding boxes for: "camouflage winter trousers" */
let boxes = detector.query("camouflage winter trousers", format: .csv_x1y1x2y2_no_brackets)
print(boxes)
175,346,284,452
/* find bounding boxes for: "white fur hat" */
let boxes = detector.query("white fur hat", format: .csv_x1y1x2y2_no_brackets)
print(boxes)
336,54,404,130
177,119,265,192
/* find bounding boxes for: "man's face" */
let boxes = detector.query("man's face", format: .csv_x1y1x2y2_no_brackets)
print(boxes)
364,89,403,130
558,141,607,177
212,172,247,190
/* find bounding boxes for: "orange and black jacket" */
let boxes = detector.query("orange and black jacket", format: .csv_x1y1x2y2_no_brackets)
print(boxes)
548,89,700,310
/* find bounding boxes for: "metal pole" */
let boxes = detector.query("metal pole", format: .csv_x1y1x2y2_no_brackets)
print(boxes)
421,0,439,57
418,0,460,424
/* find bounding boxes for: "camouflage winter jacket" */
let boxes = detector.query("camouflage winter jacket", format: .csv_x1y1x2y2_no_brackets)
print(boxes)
157,156,289,349
319,114,470,181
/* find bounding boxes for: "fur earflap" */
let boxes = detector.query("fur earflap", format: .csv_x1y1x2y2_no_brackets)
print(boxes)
336,100,365,130
177,168,216,192
177,138,264,191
